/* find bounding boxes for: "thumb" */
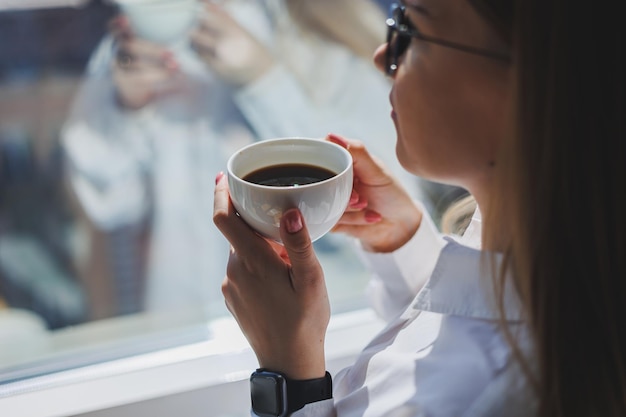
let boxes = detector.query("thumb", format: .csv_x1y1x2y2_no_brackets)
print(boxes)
280,209,322,291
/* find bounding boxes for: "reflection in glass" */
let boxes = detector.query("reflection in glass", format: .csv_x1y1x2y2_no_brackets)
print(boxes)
0,0,437,387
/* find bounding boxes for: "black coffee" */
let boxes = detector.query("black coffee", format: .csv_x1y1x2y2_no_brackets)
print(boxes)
243,163,336,187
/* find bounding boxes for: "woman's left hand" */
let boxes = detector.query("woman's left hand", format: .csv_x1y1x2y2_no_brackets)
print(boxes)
213,173,330,380
109,15,180,109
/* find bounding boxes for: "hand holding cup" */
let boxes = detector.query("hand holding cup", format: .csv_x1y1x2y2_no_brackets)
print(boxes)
109,15,180,109
328,133,423,253
213,176,330,381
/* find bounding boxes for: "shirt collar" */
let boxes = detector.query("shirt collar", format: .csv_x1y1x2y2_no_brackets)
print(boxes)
413,211,524,322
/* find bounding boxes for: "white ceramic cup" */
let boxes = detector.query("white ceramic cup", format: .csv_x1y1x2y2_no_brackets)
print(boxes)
116,0,200,45
227,137,354,243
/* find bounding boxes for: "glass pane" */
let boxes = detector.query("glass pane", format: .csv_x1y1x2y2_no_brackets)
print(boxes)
0,0,457,387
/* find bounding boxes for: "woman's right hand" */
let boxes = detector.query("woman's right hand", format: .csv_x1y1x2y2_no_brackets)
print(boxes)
213,174,330,381
109,16,180,110
328,133,423,253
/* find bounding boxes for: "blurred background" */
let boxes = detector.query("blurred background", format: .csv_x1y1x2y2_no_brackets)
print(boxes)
0,0,115,333
0,0,464,389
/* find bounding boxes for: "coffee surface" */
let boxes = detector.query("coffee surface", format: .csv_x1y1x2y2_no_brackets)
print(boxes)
243,163,336,187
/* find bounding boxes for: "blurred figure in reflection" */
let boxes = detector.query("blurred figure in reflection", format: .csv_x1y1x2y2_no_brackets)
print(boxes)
0,128,87,328
62,0,410,318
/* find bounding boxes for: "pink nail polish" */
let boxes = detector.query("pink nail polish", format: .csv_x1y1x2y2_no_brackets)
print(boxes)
365,210,382,223
327,133,349,149
352,199,368,209
285,210,303,233
349,191,359,205
215,171,225,184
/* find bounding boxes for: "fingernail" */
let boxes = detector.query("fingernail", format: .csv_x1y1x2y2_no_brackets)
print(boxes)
215,171,225,184
284,210,303,233
352,199,368,209
365,210,382,223
349,190,359,205
327,133,349,149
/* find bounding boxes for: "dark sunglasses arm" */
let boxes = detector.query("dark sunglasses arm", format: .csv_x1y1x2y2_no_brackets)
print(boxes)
403,27,511,62
406,30,511,62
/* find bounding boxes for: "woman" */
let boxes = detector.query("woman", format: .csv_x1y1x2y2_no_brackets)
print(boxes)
213,0,626,416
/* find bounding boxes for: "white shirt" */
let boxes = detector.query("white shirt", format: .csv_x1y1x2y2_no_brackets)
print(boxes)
292,210,537,417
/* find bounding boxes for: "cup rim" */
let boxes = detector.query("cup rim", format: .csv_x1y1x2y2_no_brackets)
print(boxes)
227,137,353,191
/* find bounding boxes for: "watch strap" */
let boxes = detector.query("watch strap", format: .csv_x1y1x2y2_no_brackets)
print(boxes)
284,371,333,414
255,369,332,415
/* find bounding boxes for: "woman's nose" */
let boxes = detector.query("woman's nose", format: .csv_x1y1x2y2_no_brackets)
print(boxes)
373,43,390,76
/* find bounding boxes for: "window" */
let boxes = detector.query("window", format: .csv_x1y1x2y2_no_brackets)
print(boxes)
0,0,455,415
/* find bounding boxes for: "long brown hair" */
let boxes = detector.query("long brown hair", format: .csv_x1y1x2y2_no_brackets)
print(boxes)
473,0,626,416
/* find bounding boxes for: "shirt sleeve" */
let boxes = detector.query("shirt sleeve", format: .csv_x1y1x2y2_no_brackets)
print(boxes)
249,399,336,417
359,205,447,321
292,399,337,417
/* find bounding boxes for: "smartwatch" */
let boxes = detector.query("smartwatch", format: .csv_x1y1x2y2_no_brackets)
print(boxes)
250,369,332,417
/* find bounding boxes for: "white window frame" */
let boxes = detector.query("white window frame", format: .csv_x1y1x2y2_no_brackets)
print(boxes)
0,308,384,417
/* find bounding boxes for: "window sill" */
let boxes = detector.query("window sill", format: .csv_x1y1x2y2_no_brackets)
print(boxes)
0,308,384,417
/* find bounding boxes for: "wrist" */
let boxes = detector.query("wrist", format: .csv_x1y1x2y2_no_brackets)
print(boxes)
257,338,327,381
229,59,275,88
363,212,423,253
258,359,326,381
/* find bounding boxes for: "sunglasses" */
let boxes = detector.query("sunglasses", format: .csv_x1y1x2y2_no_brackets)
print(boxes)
385,4,511,75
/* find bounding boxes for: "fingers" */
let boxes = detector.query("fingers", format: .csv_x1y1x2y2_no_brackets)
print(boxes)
200,1,239,29
326,133,393,187
214,175,322,294
191,1,234,49
189,30,219,63
337,209,382,226
279,209,322,291
332,224,377,241
109,14,178,71
213,173,269,255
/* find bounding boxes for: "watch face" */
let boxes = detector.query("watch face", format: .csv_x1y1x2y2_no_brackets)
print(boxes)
251,373,285,417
